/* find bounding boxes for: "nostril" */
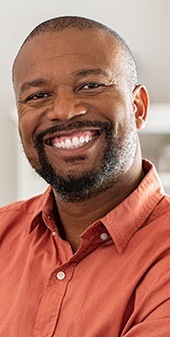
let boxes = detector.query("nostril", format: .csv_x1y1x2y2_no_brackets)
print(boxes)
46,100,87,121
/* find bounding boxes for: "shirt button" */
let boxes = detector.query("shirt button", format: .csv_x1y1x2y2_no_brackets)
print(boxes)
100,232,108,241
56,271,66,280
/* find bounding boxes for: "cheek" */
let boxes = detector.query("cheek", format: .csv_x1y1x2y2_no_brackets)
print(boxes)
18,105,40,144
18,117,33,145
97,91,129,116
18,116,39,163
18,122,40,167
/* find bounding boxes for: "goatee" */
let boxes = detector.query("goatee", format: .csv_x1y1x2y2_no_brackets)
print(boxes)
31,120,137,202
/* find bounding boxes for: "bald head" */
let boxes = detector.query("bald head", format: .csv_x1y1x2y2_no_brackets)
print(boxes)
13,16,138,88
23,16,129,48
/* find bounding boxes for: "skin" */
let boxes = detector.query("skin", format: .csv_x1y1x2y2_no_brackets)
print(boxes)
13,28,149,252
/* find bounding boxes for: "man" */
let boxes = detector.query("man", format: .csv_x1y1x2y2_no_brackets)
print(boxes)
0,16,170,336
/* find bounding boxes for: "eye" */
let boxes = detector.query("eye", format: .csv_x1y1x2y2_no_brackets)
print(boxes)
78,82,105,91
25,92,51,102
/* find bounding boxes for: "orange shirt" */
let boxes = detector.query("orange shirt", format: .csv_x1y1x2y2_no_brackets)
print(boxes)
0,160,170,336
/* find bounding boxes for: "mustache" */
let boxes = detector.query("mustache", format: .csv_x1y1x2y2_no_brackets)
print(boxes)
33,120,113,145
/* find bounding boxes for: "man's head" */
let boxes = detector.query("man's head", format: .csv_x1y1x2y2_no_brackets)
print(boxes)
13,16,149,202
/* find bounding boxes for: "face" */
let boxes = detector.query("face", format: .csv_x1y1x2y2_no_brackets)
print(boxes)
13,29,147,202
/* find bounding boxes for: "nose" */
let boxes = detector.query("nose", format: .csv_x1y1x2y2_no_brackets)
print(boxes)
47,87,87,121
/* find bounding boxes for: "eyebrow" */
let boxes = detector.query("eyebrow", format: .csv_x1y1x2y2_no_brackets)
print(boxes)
19,68,109,95
71,68,110,78
19,78,49,95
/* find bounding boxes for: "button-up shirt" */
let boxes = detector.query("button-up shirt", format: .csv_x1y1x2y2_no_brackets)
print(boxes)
0,160,170,336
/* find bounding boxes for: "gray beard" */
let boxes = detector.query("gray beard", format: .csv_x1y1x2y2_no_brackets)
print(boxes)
31,120,137,202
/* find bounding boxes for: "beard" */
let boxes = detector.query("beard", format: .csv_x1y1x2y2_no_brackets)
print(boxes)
30,119,138,202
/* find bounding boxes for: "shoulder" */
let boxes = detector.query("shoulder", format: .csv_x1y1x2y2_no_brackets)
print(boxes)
0,186,52,233
0,194,42,217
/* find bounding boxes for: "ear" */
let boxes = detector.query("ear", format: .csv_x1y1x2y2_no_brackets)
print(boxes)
132,84,149,130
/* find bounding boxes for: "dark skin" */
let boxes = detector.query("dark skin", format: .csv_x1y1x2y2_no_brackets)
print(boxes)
13,29,149,252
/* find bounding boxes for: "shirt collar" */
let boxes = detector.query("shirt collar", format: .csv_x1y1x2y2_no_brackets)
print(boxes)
100,159,165,252
29,186,55,233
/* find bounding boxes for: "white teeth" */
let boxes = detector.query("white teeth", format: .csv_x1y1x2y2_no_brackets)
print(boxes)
85,134,90,142
52,134,95,149
60,141,66,149
79,136,85,144
65,138,72,149
72,137,79,146
56,142,62,148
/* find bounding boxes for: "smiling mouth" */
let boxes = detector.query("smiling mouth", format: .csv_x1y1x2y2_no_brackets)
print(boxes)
45,130,101,150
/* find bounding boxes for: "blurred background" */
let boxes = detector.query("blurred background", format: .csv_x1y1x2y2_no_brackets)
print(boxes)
0,0,170,206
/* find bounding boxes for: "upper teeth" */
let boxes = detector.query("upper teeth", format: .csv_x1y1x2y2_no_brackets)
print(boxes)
52,134,93,149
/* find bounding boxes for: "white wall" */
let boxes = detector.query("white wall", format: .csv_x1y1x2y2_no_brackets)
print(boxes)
1,0,170,205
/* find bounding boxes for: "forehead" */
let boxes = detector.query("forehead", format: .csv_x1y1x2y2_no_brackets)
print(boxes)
13,29,122,86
